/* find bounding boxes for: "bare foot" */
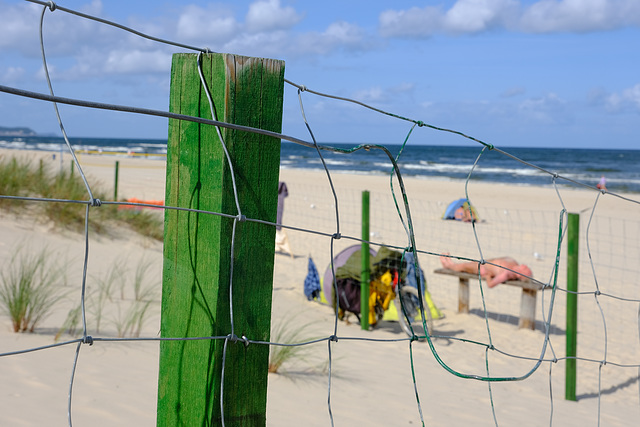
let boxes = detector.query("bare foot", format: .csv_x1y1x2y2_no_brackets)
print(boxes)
440,253,456,269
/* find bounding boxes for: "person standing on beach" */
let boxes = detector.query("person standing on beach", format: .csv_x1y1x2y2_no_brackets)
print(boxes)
439,254,532,288
597,175,607,191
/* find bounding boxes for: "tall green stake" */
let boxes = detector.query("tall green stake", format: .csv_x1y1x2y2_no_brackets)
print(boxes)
566,212,579,401
113,160,119,201
157,53,284,426
361,190,370,330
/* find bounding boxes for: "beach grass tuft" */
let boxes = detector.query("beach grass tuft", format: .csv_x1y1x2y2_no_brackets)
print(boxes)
113,298,155,338
268,314,318,374
0,157,34,210
91,263,125,333
0,154,163,240
55,257,160,340
114,207,164,242
0,246,67,333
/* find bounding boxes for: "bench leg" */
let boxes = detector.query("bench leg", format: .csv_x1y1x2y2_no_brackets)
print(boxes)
519,288,537,330
458,278,469,314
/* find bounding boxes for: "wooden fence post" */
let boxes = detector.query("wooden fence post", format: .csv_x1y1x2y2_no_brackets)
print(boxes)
113,160,119,201
360,190,370,330
157,52,284,426
565,212,579,401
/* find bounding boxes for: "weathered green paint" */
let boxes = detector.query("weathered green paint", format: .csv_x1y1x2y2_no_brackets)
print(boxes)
565,212,579,401
157,53,284,426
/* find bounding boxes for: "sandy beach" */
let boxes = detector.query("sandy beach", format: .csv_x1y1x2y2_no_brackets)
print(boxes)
1,148,639,426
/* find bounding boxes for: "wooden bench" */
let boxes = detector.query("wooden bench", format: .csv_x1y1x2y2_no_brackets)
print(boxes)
434,268,543,330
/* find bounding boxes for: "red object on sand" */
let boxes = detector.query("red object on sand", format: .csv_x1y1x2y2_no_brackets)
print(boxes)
118,197,164,210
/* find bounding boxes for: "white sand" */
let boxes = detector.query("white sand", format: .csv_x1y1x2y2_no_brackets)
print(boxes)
0,148,639,426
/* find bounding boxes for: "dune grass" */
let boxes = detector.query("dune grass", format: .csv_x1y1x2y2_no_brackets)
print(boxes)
268,314,318,374
0,157,35,210
56,257,160,340
0,247,67,333
0,155,163,240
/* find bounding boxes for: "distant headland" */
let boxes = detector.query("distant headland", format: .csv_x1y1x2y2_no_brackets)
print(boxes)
0,126,37,137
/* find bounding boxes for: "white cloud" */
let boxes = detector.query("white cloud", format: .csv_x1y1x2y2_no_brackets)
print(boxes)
0,2,49,55
290,21,372,56
103,49,172,74
245,0,303,33
223,31,290,57
1,66,26,83
604,84,640,112
378,0,518,38
351,82,416,105
322,21,368,49
176,5,239,45
518,92,567,123
444,0,518,33
521,0,640,33
0,0,130,60
379,6,443,38
379,0,640,38
174,3,366,58
352,86,386,103
35,63,58,81
222,20,372,58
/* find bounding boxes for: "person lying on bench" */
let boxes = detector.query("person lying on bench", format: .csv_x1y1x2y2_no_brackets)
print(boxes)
439,254,532,288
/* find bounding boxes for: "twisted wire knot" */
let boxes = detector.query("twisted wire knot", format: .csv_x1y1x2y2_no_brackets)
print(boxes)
228,334,249,347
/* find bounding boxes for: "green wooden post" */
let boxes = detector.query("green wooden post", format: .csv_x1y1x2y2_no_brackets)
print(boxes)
157,52,284,426
361,190,370,330
566,212,579,401
113,160,119,201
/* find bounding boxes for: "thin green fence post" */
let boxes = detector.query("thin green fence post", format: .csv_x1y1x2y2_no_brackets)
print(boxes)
157,52,284,426
113,160,119,201
566,212,579,401
361,190,370,330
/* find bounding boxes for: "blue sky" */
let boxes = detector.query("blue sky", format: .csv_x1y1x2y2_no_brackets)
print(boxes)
0,0,639,149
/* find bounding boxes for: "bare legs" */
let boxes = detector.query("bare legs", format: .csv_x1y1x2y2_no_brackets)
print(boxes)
439,254,479,275
440,253,531,288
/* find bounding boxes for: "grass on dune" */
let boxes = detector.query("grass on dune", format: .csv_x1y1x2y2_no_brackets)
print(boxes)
56,257,160,340
0,246,67,333
0,155,163,240
0,157,34,209
268,313,320,375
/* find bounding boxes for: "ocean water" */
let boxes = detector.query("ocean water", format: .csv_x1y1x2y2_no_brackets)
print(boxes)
1,136,638,194
283,142,640,194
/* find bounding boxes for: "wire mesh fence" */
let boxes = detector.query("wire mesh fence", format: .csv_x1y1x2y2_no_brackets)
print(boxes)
0,1,639,426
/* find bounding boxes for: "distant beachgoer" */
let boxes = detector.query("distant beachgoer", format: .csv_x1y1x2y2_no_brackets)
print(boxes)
443,198,479,223
454,206,474,222
597,175,607,191
439,254,532,288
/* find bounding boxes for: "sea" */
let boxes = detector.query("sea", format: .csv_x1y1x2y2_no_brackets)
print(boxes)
1,135,639,194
